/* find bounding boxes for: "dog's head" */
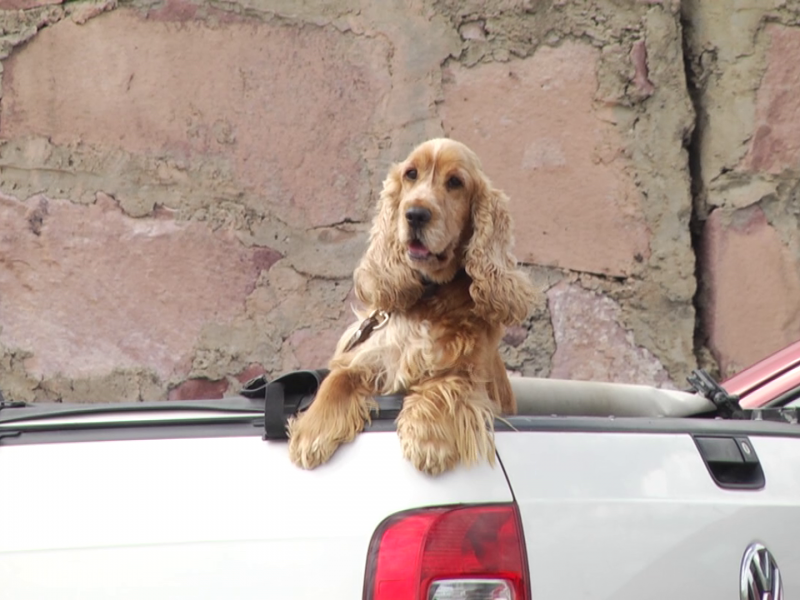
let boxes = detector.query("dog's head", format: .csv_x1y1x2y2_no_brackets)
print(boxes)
395,138,477,284
354,138,534,325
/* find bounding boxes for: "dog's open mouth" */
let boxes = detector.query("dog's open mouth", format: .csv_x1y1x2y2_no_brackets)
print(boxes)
408,239,449,263
408,239,432,261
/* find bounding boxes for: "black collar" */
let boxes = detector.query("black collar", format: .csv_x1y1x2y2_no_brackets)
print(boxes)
420,279,441,299
419,268,467,299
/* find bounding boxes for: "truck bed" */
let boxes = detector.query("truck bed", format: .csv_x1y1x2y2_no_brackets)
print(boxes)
1,376,798,599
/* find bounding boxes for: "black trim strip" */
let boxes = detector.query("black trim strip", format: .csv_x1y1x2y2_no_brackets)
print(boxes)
488,415,800,438
0,421,265,446
3,413,800,446
0,398,267,425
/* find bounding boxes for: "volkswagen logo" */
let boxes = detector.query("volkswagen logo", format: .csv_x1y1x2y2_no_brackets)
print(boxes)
740,542,783,600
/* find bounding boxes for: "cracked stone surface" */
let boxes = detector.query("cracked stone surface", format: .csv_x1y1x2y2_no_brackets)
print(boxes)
0,0,797,402
685,6,800,373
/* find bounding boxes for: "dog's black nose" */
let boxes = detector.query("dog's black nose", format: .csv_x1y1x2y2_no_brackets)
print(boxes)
405,206,432,228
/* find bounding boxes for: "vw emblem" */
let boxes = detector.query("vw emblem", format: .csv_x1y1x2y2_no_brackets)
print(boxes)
740,542,783,600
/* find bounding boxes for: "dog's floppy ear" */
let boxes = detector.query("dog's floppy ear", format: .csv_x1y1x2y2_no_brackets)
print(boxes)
465,176,535,325
353,164,424,312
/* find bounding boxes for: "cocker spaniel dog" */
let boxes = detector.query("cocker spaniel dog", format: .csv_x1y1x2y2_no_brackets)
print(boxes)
288,138,535,475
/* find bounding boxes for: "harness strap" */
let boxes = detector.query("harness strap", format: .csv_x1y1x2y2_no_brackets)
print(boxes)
343,309,390,353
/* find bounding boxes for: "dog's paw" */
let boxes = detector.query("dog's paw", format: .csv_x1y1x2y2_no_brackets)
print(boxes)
286,413,342,470
397,395,496,476
286,402,368,470
398,425,460,476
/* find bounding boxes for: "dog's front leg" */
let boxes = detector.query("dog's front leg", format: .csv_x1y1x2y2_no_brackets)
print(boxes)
396,377,497,476
287,367,375,469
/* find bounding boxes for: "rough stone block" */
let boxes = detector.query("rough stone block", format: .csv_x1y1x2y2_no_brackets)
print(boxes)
547,281,674,387
168,378,229,401
441,41,650,277
742,24,800,174
0,8,391,229
701,206,800,377
0,192,278,381
0,0,61,9
284,326,345,372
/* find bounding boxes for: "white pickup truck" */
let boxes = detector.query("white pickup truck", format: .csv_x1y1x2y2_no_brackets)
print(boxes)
0,365,797,600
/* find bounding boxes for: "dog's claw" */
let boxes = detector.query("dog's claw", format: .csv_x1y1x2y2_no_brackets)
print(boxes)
400,435,460,476
288,433,339,470
286,401,368,470
396,394,496,476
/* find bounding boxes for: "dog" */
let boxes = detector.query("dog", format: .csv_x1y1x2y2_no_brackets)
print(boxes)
287,138,535,475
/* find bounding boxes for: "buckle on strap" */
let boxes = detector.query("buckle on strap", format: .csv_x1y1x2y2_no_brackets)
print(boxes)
343,309,390,353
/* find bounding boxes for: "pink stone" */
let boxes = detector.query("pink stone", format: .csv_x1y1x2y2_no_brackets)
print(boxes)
503,325,527,348
285,326,344,371
168,378,228,401
0,193,279,380
0,9,391,229
742,25,800,173
548,281,674,386
629,40,655,97
701,207,800,377
236,364,267,384
252,247,283,273
0,0,61,9
146,0,198,21
70,0,116,25
441,42,650,277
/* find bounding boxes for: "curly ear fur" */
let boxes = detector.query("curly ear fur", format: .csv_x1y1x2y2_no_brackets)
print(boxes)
465,178,536,326
353,165,424,311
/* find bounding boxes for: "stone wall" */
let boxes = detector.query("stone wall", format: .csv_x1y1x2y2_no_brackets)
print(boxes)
0,0,798,403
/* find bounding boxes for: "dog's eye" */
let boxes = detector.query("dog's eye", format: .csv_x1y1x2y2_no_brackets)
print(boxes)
404,168,418,181
446,175,463,190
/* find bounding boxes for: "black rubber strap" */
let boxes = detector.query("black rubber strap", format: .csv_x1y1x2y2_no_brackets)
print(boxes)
264,378,288,440
263,369,330,440
373,394,404,420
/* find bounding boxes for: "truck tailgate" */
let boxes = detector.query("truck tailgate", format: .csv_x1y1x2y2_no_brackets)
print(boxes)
0,431,513,599
496,422,800,600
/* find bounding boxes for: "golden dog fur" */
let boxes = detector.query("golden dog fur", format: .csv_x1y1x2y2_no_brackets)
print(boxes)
287,138,535,475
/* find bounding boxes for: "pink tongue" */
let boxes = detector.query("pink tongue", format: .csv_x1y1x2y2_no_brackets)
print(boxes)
408,240,431,258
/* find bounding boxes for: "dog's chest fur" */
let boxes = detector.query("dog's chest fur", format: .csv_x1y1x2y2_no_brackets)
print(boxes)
341,276,477,394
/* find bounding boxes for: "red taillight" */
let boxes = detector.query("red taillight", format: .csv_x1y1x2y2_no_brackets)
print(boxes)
364,504,529,600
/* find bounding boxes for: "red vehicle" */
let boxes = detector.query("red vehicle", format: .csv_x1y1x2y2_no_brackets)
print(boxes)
722,339,800,408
